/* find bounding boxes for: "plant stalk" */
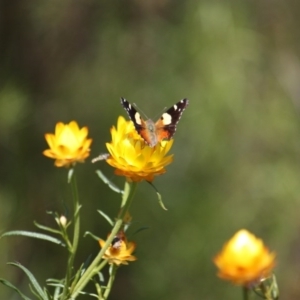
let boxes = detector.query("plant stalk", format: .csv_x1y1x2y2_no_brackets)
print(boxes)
70,181,137,299
61,170,81,299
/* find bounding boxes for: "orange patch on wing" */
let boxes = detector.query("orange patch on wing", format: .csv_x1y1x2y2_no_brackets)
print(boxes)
156,128,170,141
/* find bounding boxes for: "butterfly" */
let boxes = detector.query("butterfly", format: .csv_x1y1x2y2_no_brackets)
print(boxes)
120,97,189,147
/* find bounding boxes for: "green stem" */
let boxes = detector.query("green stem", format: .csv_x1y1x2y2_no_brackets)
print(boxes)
243,286,250,300
70,181,137,299
61,169,81,299
103,265,118,299
94,260,109,274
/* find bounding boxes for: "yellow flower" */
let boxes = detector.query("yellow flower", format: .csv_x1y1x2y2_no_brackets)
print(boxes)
99,231,137,265
105,116,173,182
213,229,276,286
43,121,92,167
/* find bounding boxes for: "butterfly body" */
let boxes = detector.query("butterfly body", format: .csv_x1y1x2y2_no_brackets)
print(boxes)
121,98,189,147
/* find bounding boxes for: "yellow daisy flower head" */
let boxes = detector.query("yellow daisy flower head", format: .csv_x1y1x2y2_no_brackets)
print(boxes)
105,116,174,182
214,229,276,286
99,231,137,266
43,121,92,167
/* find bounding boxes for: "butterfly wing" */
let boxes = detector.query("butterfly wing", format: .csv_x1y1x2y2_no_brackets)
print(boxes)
120,98,144,132
155,98,189,141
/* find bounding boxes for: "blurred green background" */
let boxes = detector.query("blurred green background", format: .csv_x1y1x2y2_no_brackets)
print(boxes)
1,1,300,299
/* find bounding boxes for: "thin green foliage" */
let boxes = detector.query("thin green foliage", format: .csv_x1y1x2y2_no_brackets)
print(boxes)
97,210,114,226
147,181,168,210
8,262,49,300
0,278,32,300
1,231,65,246
96,170,123,194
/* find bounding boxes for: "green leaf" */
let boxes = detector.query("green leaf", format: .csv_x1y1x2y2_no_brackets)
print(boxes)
0,230,65,246
7,262,48,300
147,181,168,210
75,290,98,298
28,283,43,300
68,263,85,293
46,278,62,284
43,287,51,299
97,271,105,283
45,281,63,300
74,204,82,217
95,170,123,194
0,278,32,300
34,221,62,235
97,210,114,226
84,231,100,241
53,286,62,300
68,168,74,183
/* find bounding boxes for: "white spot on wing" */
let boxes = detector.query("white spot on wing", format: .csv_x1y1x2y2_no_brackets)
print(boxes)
134,112,142,125
162,113,172,125
174,104,178,110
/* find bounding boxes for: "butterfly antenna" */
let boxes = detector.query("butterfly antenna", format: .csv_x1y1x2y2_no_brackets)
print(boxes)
133,103,149,119
152,106,167,121
153,106,168,120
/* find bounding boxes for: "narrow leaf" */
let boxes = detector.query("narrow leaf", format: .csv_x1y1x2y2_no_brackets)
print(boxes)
46,278,62,284
97,210,114,226
0,278,32,300
8,262,48,300
43,287,51,299
95,170,123,194
68,168,74,183
69,263,84,292
53,285,62,300
34,221,61,235
1,231,65,246
156,191,167,210
74,204,82,217
45,278,64,300
84,231,100,242
147,181,168,210
75,290,98,298
97,271,105,283
29,283,42,300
